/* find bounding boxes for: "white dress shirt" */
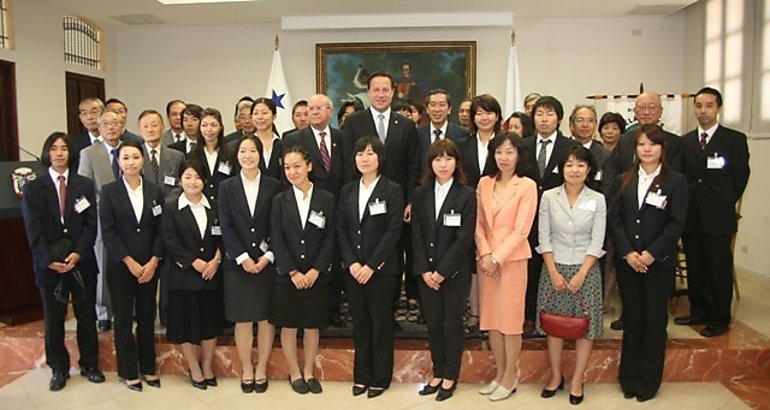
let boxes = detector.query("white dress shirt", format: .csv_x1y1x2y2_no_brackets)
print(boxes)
476,135,491,174
697,123,719,146
536,131,558,166
178,194,211,239
204,147,218,175
122,177,144,222
49,167,70,224
370,107,391,139
235,170,274,265
430,122,448,143
637,164,662,209
358,176,381,221
312,126,332,159
262,134,280,166
434,178,453,220
293,184,314,229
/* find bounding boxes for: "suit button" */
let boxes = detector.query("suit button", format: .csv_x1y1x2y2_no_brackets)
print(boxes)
62,228,68,233
634,234,639,239
429,243,434,247
357,230,361,235
428,257,433,262
136,228,141,233
356,245,361,249
636,219,641,224
698,178,702,183
200,247,205,252
251,242,257,247
209,183,214,188
300,239,305,244
250,227,255,232
209,195,214,200
300,254,305,259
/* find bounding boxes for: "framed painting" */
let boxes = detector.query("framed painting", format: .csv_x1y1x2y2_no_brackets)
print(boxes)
316,41,476,127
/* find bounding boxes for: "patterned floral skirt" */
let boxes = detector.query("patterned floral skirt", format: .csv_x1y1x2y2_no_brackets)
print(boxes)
535,262,603,340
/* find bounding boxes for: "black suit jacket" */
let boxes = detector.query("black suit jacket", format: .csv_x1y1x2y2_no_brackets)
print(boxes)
341,109,420,201
609,170,689,266
217,174,286,271
337,177,404,276
188,146,238,202
261,137,284,180
411,181,476,282
283,127,343,198
100,179,164,269
615,128,683,173
168,139,191,157
521,132,580,197
586,140,616,198
161,198,222,291
270,188,336,284
416,122,469,175
21,173,98,286
461,133,494,189
681,125,750,235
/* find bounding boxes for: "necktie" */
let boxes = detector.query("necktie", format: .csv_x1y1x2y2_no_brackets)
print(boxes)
111,148,120,180
433,129,442,142
58,175,67,221
319,132,331,172
377,113,386,143
150,149,160,182
189,141,196,153
175,134,183,142
700,132,708,151
537,139,551,177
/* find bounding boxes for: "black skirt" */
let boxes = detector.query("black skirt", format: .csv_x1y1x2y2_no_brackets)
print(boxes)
166,289,222,344
223,266,275,322
269,278,329,329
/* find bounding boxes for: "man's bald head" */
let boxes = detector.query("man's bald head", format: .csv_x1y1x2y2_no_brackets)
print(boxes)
634,91,663,126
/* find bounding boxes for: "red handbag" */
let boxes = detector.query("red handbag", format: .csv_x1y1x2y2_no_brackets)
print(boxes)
539,290,590,340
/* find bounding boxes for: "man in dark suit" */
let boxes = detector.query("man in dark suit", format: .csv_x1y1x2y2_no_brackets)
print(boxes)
568,105,615,197
161,99,187,147
416,89,469,174
675,87,750,338
72,97,105,168
169,104,203,156
281,100,310,139
138,110,184,201
283,94,346,327
105,98,143,145
341,72,420,327
224,99,256,145
520,96,579,335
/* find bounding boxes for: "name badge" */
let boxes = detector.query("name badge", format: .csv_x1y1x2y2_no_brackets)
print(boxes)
645,191,667,209
152,204,163,216
164,175,176,186
74,196,91,214
443,210,461,227
308,210,326,229
594,170,603,181
259,239,269,253
369,199,387,216
211,225,222,236
578,199,597,212
218,161,232,175
707,155,726,170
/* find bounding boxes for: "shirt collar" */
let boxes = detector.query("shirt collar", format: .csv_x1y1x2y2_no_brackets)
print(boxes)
240,170,261,185
178,193,211,210
434,178,453,193
122,176,143,193
538,131,557,143
697,123,719,138
49,167,70,182
312,126,331,138
638,163,662,179
430,122,448,135
370,107,391,120
145,143,161,155
292,183,314,202
359,175,381,191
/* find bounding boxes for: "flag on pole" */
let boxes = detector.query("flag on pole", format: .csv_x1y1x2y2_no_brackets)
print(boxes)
504,31,522,117
265,36,294,136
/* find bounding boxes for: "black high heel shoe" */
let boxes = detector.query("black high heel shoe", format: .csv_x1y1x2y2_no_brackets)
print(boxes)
240,379,255,393
418,379,442,396
436,380,457,401
541,375,565,398
352,384,367,396
142,375,161,388
569,383,584,405
125,380,143,392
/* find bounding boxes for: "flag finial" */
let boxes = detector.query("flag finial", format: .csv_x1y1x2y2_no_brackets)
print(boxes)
511,30,516,46
274,35,279,51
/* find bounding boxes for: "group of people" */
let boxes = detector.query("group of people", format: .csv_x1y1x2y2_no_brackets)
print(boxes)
21,70,750,405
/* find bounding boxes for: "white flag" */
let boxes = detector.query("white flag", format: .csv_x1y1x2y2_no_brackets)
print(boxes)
661,95,683,135
265,48,294,136
504,44,522,117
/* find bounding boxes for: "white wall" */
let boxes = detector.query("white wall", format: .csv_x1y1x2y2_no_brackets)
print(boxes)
0,0,118,158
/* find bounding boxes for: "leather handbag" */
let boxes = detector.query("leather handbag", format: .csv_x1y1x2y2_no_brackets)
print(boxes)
539,290,590,340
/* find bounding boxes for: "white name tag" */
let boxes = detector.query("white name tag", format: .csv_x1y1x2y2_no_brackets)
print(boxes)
369,199,387,216
259,239,269,253
308,210,326,229
645,191,667,209
152,204,163,216
164,175,176,186
707,155,726,169
74,197,91,214
211,225,221,236
594,170,603,181
578,199,597,212
443,211,461,227
218,161,232,175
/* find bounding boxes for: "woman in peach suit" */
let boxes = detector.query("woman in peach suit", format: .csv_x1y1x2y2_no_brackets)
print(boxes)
475,132,538,402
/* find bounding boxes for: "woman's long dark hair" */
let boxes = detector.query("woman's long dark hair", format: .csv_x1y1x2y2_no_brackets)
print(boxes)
620,123,668,193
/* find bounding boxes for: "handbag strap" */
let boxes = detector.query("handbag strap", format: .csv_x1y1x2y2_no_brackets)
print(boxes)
544,289,589,316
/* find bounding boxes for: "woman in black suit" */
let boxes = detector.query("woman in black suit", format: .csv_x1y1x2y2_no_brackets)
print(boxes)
609,124,688,402
252,97,284,179
21,132,105,391
162,161,223,390
100,139,164,391
270,146,336,395
218,135,284,394
188,108,237,202
412,139,476,401
337,136,405,398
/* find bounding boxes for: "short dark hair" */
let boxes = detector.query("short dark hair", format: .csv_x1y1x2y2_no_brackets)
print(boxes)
407,99,424,116
352,136,385,175
40,132,74,168
469,94,502,134
531,96,564,122
425,89,452,109
599,112,627,134
105,98,127,111
695,86,723,107
291,100,308,116
392,99,410,113
165,99,185,116
235,135,264,170
182,104,204,120
505,112,535,138
138,109,164,123
337,101,360,123
282,145,312,167
367,72,394,90
117,139,144,157
559,145,597,182
484,132,527,179
568,105,597,125
421,139,466,185
177,160,208,183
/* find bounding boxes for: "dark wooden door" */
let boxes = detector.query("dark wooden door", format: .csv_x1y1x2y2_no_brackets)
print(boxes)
65,72,104,137
0,60,18,161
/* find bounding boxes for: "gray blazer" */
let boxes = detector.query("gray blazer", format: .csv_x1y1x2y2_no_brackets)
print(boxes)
141,144,184,200
161,129,185,147
536,185,606,265
78,141,117,198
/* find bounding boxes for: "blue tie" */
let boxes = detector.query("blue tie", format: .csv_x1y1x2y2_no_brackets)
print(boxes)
111,148,120,180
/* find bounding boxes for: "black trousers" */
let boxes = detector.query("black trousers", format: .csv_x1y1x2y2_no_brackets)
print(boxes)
328,250,344,316
345,273,397,388
417,277,470,380
394,227,419,306
525,250,543,322
682,221,733,327
617,259,675,398
39,273,99,374
106,267,159,380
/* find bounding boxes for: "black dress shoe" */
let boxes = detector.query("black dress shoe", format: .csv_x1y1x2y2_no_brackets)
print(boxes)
610,319,624,331
80,367,106,383
126,380,143,392
352,384,367,396
253,378,268,393
700,325,729,337
636,394,655,402
674,315,708,326
418,380,442,395
240,379,255,393
97,320,112,332
204,377,218,387
540,376,564,398
190,376,207,390
290,377,309,394
435,381,457,401
329,315,346,328
367,386,386,398
142,376,161,388
306,378,323,394
623,391,636,399
49,372,69,391
569,384,584,405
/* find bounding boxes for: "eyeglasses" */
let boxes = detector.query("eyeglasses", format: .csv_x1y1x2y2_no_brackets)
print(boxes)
635,104,660,112
574,117,596,124
307,106,331,111
99,120,124,127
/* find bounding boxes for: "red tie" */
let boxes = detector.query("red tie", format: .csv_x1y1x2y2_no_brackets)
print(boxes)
319,132,331,172
58,175,67,221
